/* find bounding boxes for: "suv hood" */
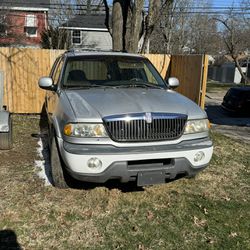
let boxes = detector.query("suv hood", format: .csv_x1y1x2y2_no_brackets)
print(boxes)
65,88,206,120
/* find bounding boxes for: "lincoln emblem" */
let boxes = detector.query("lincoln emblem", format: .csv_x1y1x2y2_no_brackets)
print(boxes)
145,112,153,123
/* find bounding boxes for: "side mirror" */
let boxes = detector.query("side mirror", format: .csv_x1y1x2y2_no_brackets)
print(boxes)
38,77,54,91
168,77,180,89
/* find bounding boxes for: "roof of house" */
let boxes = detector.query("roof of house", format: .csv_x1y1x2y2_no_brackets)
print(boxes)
63,14,107,29
0,0,50,9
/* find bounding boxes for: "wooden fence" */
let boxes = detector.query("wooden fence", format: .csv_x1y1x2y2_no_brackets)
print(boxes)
0,47,207,113
170,55,208,108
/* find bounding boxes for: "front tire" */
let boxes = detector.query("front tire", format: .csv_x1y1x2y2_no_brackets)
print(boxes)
50,136,69,188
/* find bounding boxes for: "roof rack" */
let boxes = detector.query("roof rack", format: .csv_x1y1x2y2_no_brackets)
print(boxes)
66,48,128,54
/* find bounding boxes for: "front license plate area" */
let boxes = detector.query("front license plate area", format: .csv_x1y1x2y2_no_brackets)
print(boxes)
137,171,165,186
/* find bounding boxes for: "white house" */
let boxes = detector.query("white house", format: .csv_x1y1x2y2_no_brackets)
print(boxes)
60,14,112,51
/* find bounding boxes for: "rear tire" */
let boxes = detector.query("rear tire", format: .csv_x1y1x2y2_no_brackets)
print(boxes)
50,136,69,189
0,115,13,150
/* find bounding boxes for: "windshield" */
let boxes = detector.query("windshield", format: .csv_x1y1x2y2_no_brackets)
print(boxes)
62,55,166,89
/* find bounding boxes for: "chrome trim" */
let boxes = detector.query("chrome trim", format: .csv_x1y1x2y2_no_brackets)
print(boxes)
103,113,187,122
103,113,188,142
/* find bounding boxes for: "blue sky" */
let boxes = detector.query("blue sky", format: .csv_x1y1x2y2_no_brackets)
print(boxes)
212,0,241,7
106,0,242,7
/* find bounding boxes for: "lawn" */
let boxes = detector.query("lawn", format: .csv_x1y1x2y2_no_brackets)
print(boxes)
0,115,249,249
206,80,250,93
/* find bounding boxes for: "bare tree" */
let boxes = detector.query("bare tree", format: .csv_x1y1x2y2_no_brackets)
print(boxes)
214,14,250,84
106,0,144,53
125,0,144,52
103,0,174,53
46,0,104,49
148,0,194,54
111,0,125,51
41,26,69,49
49,0,103,28
241,0,250,27
188,14,219,54
140,0,162,53
163,0,177,53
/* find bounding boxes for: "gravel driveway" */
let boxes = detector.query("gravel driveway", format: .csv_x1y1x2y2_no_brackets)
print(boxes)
205,89,250,143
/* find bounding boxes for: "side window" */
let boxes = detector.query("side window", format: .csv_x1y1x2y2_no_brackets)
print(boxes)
51,57,64,85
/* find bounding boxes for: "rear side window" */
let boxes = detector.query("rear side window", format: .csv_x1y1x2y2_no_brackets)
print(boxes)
51,57,64,85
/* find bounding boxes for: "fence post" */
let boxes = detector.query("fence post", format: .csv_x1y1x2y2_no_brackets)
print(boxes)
0,71,3,109
199,55,208,109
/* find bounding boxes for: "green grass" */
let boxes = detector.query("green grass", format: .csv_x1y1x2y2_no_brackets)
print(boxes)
206,80,236,93
0,116,249,249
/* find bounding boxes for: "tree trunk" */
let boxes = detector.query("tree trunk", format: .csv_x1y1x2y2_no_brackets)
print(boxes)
103,0,111,34
125,0,144,53
107,0,143,53
140,0,161,53
165,2,175,53
112,0,124,51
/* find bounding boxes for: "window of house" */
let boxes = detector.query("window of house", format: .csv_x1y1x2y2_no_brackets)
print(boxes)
25,14,37,37
72,30,81,45
0,23,6,33
0,16,7,35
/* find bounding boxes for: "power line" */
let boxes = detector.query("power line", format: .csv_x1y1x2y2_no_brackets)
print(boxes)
0,1,249,27
0,6,249,15
0,12,249,30
0,1,249,10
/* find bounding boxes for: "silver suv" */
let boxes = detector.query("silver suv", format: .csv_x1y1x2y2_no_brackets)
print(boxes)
39,50,213,188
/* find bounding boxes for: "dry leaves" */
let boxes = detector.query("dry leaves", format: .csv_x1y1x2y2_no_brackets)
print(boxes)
193,216,207,227
229,232,238,238
147,211,154,221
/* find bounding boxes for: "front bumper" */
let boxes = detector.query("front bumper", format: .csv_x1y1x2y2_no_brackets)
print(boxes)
57,137,213,184
67,158,208,185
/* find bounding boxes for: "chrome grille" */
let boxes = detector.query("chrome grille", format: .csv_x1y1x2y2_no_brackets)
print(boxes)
103,113,187,142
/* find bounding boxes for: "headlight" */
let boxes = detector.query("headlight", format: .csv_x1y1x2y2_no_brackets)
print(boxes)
64,123,108,137
184,119,209,134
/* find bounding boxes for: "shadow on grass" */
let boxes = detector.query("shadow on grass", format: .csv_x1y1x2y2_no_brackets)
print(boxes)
75,180,145,193
0,230,22,250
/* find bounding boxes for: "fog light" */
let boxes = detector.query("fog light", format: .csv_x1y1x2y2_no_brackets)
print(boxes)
87,158,102,169
194,151,205,162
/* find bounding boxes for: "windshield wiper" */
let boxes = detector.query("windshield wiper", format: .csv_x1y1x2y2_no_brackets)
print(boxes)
63,82,165,90
63,84,115,89
115,82,165,89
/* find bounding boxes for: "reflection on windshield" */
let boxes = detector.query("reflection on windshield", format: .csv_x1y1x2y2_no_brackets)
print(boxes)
62,56,166,89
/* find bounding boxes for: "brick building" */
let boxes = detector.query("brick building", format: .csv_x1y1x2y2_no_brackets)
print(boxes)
0,0,50,47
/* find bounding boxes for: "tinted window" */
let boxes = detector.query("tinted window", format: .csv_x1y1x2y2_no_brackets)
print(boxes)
62,56,166,88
